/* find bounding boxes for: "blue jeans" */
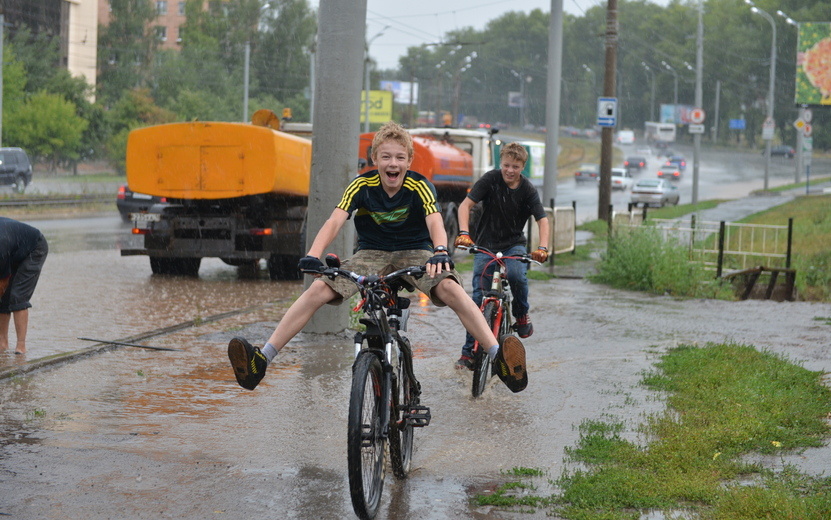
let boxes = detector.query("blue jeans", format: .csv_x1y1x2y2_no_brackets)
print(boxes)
461,245,530,357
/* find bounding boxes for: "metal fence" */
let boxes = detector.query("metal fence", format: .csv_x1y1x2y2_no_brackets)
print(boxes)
614,212,793,277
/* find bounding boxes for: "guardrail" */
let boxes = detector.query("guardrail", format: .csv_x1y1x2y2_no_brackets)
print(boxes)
0,194,112,208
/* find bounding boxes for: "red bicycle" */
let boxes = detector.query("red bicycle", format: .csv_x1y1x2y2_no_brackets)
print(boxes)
464,245,537,397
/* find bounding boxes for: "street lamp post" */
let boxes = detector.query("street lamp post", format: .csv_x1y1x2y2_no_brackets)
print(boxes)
777,9,803,183
364,26,389,133
641,62,655,122
452,52,477,126
661,61,678,122
745,0,776,190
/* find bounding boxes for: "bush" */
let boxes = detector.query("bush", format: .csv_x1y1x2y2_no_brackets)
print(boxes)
590,225,727,298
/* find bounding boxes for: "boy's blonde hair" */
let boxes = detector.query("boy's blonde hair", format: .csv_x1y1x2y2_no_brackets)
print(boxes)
500,142,528,167
371,121,414,162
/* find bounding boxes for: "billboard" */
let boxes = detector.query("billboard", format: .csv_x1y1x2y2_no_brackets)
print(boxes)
795,23,831,105
379,81,419,105
359,90,394,124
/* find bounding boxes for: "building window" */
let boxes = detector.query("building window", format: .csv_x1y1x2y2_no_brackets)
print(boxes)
178,2,186,16
156,1,168,16
177,26,183,44
156,26,167,42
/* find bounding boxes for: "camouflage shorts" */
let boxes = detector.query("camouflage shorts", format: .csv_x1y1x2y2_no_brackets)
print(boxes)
321,249,461,307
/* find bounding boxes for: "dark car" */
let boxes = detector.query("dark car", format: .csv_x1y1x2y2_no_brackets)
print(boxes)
769,145,795,158
666,155,687,171
0,147,33,193
116,184,167,222
623,155,647,173
574,163,600,183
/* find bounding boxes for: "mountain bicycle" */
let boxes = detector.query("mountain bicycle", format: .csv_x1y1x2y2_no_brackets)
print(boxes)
463,245,537,398
303,255,431,520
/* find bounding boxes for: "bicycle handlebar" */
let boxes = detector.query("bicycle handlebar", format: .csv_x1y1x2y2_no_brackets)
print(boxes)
458,245,541,266
301,263,427,291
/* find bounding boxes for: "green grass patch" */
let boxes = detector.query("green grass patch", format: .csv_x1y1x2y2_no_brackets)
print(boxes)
588,225,734,299
481,342,831,519
736,194,831,300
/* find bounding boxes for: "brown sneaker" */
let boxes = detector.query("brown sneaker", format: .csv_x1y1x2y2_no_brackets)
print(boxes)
493,335,527,393
228,337,268,390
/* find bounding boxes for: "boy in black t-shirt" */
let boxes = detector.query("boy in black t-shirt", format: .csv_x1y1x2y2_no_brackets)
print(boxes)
229,122,529,393
453,142,550,370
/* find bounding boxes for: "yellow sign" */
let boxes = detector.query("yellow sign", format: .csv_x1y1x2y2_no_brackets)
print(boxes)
359,90,394,124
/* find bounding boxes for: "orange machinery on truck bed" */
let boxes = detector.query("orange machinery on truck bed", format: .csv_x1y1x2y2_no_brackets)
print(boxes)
120,118,311,280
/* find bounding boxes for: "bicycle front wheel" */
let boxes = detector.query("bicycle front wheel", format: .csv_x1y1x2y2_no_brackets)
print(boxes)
389,338,415,478
348,352,386,520
472,301,498,397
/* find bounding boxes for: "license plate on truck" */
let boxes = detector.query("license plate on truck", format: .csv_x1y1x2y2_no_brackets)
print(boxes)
130,213,161,223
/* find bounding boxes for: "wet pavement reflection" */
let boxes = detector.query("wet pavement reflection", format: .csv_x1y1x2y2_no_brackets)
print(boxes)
2,212,831,519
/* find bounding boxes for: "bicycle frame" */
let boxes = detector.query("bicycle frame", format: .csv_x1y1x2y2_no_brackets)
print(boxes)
304,259,430,519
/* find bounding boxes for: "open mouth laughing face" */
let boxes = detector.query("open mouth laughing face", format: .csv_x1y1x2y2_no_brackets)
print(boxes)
373,141,413,195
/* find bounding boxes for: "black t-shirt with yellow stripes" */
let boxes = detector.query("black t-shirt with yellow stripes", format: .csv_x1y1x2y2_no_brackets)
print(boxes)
337,170,439,252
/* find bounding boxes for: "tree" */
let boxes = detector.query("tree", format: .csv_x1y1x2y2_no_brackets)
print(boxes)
97,0,159,104
5,92,88,171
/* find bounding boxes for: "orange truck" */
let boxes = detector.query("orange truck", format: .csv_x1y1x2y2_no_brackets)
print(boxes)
120,114,312,279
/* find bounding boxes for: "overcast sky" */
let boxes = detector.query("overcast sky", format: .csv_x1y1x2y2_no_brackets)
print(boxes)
308,0,671,70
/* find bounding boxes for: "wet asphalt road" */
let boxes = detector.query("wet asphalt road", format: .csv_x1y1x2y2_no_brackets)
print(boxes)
1,210,831,518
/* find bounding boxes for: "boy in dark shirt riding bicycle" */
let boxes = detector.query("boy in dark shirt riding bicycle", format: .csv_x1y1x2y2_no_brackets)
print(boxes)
228,121,528,393
454,142,549,370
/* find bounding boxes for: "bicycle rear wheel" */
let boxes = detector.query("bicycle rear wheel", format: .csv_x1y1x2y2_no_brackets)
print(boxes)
348,352,386,520
472,301,498,397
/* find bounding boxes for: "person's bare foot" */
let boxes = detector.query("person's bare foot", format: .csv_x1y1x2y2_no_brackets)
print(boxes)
14,348,25,355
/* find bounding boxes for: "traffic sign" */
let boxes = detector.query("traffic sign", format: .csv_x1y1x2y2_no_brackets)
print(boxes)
803,123,812,137
762,117,775,140
689,124,705,134
804,108,812,123
690,108,705,124
794,119,805,130
597,97,617,127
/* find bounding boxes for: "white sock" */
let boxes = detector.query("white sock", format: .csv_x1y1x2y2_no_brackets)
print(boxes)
487,344,499,360
262,342,279,363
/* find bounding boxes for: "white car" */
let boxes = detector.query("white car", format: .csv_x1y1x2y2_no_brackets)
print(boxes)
611,167,634,191
630,179,680,208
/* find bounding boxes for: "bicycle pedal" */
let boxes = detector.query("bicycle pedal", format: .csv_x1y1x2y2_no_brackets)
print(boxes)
404,405,431,427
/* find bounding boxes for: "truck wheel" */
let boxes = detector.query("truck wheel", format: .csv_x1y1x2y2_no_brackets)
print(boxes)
150,257,201,276
268,254,301,281
442,203,459,255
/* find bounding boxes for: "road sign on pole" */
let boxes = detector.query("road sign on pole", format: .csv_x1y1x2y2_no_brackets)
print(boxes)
596,97,617,127
690,108,705,124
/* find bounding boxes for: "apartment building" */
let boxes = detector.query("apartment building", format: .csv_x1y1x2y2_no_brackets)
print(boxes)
1,0,98,92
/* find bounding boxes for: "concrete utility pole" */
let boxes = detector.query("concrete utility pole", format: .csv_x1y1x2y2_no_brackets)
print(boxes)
543,0,564,208
598,0,618,223
305,1,366,333
691,1,703,204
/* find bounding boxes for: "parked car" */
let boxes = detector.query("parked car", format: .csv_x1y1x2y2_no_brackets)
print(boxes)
611,167,634,191
116,184,167,222
665,155,687,171
657,163,682,181
630,179,680,208
574,163,600,183
769,145,795,158
623,155,648,173
0,147,33,193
